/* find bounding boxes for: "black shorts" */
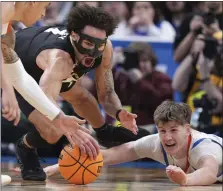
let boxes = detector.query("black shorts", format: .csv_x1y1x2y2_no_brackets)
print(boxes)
15,90,35,118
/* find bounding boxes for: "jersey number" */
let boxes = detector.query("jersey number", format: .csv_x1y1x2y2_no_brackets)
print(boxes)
44,28,67,39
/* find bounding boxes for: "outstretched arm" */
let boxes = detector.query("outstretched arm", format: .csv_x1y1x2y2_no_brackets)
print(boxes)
1,26,60,120
166,155,218,186
102,142,140,165
95,40,122,118
95,40,138,134
42,141,140,177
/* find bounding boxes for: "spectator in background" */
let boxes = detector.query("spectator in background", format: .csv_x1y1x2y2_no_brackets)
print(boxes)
102,2,130,38
172,26,223,136
190,2,208,13
128,2,176,40
163,2,189,33
174,2,222,63
109,42,173,129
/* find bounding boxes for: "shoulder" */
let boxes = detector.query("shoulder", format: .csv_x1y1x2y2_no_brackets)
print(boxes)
99,39,113,69
38,49,71,60
190,131,222,165
37,49,72,70
103,39,113,58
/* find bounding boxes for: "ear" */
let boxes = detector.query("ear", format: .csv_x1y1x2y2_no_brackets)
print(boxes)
185,124,191,135
71,31,79,41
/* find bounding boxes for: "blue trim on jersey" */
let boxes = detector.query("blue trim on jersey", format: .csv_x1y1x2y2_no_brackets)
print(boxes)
191,138,206,149
192,138,222,149
161,137,222,172
161,144,169,166
192,138,223,178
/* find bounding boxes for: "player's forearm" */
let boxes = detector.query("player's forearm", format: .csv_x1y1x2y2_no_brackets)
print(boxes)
1,28,61,120
185,167,217,186
3,59,60,121
102,143,139,165
174,31,197,63
1,67,11,90
99,91,122,119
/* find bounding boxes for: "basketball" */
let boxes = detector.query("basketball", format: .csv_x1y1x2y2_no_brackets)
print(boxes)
58,144,103,185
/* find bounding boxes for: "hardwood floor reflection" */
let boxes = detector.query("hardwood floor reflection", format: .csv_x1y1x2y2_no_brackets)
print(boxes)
2,162,222,191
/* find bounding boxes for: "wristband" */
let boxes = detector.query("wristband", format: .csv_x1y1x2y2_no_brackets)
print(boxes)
116,109,122,121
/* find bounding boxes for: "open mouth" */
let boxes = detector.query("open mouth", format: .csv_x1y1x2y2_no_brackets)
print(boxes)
83,57,95,67
165,143,176,147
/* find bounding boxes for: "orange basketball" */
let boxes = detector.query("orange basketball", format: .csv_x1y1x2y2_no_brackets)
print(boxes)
58,144,103,185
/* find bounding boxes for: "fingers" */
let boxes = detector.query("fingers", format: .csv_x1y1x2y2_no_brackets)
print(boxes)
79,145,87,156
128,113,137,118
86,139,99,160
91,137,100,156
73,116,86,124
2,108,15,121
83,143,94,161
65,129,100,161
14,109,21,126
77,130,99,160
65,133,76,148
70,133,87,155
2,103,20,126
132,128,138,135
78,125,91,134
44,164,59,177
166,165,182,173
2,106,9,114
124,110,137,119
166,165,177,171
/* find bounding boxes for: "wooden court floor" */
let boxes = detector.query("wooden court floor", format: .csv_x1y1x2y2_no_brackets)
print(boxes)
1,162,222,191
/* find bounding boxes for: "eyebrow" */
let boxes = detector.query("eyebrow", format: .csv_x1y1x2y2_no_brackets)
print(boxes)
157,125,177,129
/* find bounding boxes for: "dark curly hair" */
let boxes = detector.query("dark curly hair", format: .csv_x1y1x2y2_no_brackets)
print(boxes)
67,5,117,36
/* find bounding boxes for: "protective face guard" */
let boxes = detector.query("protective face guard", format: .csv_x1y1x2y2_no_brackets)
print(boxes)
73,32,107,58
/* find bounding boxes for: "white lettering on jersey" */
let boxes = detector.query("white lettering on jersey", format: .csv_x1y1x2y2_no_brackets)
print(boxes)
44,28,68,40
62,76,76,88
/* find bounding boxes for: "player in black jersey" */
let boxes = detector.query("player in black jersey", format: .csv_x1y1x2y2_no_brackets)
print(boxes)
14,5,150,181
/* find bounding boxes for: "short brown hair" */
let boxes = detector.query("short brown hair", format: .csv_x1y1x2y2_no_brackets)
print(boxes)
154,100,192,126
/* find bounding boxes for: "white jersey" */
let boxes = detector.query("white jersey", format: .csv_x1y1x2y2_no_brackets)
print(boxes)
133,129,223,182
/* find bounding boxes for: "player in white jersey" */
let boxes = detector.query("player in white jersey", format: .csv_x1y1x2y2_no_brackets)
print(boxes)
42,101,222,185
1,2,99,185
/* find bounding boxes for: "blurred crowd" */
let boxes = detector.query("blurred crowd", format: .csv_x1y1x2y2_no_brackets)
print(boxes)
2,1,222,157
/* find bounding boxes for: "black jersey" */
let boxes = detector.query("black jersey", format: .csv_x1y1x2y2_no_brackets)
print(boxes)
15,26,102,92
